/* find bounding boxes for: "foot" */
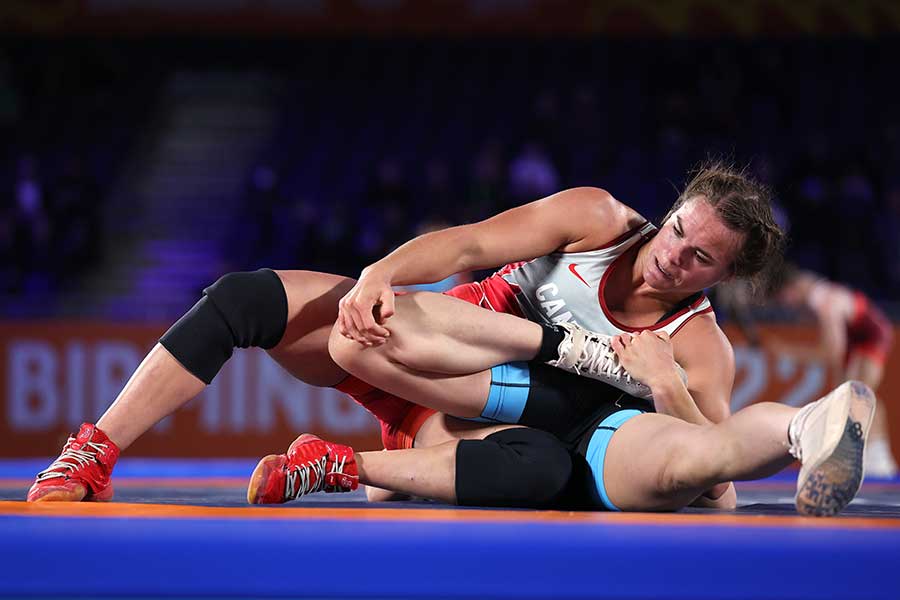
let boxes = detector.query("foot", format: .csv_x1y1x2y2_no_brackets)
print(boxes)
547,322,686,399
247,434,358,504
790,381,876,517
27,423,120,502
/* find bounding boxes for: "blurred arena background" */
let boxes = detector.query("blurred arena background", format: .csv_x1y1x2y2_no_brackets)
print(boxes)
2,0,900,464
3,4,900,599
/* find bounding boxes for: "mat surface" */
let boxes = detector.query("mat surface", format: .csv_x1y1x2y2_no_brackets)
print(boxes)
2,459,899,599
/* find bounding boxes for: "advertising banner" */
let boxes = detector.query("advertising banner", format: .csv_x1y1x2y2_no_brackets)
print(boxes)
2,321,898,458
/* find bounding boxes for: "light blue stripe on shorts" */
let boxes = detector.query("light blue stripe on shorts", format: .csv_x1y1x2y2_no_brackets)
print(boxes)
585,408,645,511
469,361,531,424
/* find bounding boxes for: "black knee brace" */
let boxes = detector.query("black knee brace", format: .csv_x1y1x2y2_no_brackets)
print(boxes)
455,428,572,508
159,269,288,384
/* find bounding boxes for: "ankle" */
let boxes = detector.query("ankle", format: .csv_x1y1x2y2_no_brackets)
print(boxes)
533,323,565,362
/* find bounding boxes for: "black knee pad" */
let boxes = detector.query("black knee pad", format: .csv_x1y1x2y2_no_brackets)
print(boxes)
455,428,572,508
159,269,288,384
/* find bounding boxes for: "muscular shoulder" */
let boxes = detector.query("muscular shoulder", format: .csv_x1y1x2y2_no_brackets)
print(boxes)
551,187,649,252
672,312,735,422
673,313,734,367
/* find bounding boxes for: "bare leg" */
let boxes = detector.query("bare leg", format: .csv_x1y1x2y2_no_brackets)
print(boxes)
331,351,492,419
358,414,520,503
330,323,496,419
356,443,458,503
364,482,405,502
96,270,352,450
359,404,797,510
96,345,206,450
266,270,355,386
364,415,518,501
603,402,798,511
371,292,543,374
328,292,546,418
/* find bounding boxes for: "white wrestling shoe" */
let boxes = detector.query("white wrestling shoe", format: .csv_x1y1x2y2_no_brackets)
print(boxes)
546,322,686,400
790,380,876,517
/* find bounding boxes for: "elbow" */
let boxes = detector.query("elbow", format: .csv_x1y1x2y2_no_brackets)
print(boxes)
454,227,484,273
702,396,731,425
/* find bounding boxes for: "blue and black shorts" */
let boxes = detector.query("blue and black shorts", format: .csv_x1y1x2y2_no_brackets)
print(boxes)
471,361,652,510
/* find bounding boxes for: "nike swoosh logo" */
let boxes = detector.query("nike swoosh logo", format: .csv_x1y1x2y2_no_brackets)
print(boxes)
568,263,590,287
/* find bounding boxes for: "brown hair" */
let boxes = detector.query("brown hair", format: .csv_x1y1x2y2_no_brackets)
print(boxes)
661,161,786,293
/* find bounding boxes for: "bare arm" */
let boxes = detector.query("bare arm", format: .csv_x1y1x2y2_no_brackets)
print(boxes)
614,316,733,427
338,187,640,344
615,318,737,509
670,319,737,508
669,317,734,425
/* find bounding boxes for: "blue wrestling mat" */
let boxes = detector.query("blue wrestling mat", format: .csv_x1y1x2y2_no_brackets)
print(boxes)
2,459,899,599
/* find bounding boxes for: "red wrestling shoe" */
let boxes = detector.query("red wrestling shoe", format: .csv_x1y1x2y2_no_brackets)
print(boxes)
247,434,358,504
27,423,120,503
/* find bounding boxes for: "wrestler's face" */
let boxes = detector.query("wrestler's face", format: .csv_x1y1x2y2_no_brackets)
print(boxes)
644,198,745,293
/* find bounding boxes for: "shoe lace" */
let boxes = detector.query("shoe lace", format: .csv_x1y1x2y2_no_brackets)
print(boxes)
577,334,639,386
285,456,327,499
325,454,351,492
35,438,109,482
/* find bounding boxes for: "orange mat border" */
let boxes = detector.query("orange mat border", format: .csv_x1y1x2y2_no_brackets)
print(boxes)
2,500,900,530
0,477,247,489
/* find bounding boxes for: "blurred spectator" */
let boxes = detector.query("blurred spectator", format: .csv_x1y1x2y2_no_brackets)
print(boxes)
0,210,18,292
508,142,559,204
563,85,605,185
421,157,455,224
715,265,898,477
834,163,880,290
12,154,53,290
781,137,836,275
234,163,292,268
48,153,103,284
0,53,20,147
465,139,506,223
526,89,565,172
358,157,413,264
4,38,900,313
881,184,900,295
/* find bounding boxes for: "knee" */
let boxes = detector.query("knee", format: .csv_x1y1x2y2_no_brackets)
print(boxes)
204,269,288,349
656,432,715,497
327,321,399,379
456,428,572,508
159,269,288,384
378,293,444,368
329,316,418,376
328,323,359,371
